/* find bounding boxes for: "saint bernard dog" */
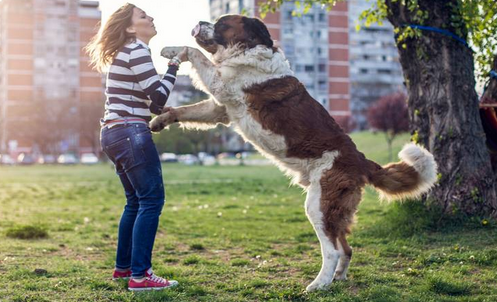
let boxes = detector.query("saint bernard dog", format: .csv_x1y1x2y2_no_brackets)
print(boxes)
150,15,438,291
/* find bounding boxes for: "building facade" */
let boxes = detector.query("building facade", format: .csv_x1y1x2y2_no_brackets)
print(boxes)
0,0,103,157
348,0,404,129
208,0,351,120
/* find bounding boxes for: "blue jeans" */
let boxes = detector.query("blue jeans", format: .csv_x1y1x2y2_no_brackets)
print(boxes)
100,123,164,278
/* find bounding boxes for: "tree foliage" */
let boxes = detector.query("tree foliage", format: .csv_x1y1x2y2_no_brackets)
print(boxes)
259,0,497,80
367,92,409,161
153,125,226,155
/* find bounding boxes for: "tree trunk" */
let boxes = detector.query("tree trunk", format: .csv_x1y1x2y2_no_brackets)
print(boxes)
480,55,497,176
385,133,393,162
385,0,497,217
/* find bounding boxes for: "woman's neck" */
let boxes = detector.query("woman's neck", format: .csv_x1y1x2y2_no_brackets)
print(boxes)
135,35,151,45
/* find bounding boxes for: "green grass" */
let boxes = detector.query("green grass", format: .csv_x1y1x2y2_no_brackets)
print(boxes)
1,132,497,301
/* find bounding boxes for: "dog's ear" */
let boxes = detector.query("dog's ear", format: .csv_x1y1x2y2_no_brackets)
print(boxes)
243,17,273,49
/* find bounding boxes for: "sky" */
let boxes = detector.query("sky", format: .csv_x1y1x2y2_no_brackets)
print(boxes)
98,0,211,74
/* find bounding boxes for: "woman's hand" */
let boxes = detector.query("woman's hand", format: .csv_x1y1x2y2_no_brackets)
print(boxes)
176,47,189,62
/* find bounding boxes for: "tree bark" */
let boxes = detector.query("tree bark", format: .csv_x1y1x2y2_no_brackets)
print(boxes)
385,0,497,217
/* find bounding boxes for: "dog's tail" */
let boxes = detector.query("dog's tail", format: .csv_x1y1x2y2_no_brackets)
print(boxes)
368,143,438,201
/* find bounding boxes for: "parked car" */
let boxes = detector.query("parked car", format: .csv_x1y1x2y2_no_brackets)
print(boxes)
57,154,78,165
0,154,16,165
160,152,178,163
177,154,199,165
198,152,216,166
80,153,99,165
217,152,237,159
17,153,36,165
38,154,56,164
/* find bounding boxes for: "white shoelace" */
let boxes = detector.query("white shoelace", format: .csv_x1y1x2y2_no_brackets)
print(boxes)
149,273,168,285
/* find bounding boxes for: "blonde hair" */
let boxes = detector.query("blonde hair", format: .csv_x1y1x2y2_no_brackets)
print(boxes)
85,3,136,73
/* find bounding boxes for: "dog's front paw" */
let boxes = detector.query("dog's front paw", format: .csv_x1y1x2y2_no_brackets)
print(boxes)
149,116,165,132
161,46,185,59
149,112,177,132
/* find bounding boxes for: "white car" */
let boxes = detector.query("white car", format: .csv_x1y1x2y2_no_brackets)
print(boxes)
178,154,199,165
57,154,78,165
0,154,16,165
198,152,216,166
160,152,178,163
80,153,99,165
38,155,56,164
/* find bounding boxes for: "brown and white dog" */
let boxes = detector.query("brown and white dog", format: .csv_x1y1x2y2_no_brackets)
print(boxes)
151,15,438,291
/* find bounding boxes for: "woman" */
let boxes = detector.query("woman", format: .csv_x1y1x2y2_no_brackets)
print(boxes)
86,3,186,291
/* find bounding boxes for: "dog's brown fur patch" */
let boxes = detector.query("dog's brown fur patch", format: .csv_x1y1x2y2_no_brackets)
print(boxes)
319,166,363,246
244,77,372,163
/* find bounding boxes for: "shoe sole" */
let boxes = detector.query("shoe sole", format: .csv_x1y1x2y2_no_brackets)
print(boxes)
128,285,177,292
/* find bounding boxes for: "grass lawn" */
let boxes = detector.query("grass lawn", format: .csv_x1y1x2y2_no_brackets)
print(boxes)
1,132,497,301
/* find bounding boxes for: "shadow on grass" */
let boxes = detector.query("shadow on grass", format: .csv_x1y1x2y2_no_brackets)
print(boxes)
6,224,48,239
363,199,495,240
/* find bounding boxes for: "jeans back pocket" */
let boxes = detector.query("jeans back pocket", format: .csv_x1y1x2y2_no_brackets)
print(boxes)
105,137,144,172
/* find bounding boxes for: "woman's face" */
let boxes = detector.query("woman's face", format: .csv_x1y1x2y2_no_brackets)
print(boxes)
127,7,157,42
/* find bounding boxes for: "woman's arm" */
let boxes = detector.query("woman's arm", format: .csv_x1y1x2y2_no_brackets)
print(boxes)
128,45,178,114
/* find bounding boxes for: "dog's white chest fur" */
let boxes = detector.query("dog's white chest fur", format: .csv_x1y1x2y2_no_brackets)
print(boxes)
209,47,293,157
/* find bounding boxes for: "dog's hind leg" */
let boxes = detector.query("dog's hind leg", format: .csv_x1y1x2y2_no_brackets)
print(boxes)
305,168,361,291
334,232,352,280
304,182,341,292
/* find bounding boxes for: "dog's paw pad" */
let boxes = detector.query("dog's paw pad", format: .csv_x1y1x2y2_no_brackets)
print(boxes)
161,47,184,59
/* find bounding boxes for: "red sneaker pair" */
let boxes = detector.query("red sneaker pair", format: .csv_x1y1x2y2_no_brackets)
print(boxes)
112,268,178,291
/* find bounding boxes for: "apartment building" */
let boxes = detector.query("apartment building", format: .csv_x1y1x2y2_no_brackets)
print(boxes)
0,0,103,156
209,0,351,120
348,0,404,129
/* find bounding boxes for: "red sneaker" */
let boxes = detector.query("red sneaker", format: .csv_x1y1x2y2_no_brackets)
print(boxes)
128,268,178,291
112,269,132,281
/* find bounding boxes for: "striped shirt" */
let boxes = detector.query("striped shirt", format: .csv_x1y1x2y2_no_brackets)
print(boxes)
102,39,178,123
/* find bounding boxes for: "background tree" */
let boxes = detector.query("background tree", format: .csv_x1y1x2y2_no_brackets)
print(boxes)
260,0,497,218
79,100,104,157
367,92,409,161
14,99,78,156
334,115,356,134
154,125,226,155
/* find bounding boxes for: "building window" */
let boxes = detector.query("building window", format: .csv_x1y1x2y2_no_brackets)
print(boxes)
284,44,295,55
378,69,392,74
318,80,327,90
225,2,230,13
360,68,368,74
305,14,314,22
321,98,328,107
283,28,294,36
285,11,292,21
318,64,326,72
305,65,314,72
